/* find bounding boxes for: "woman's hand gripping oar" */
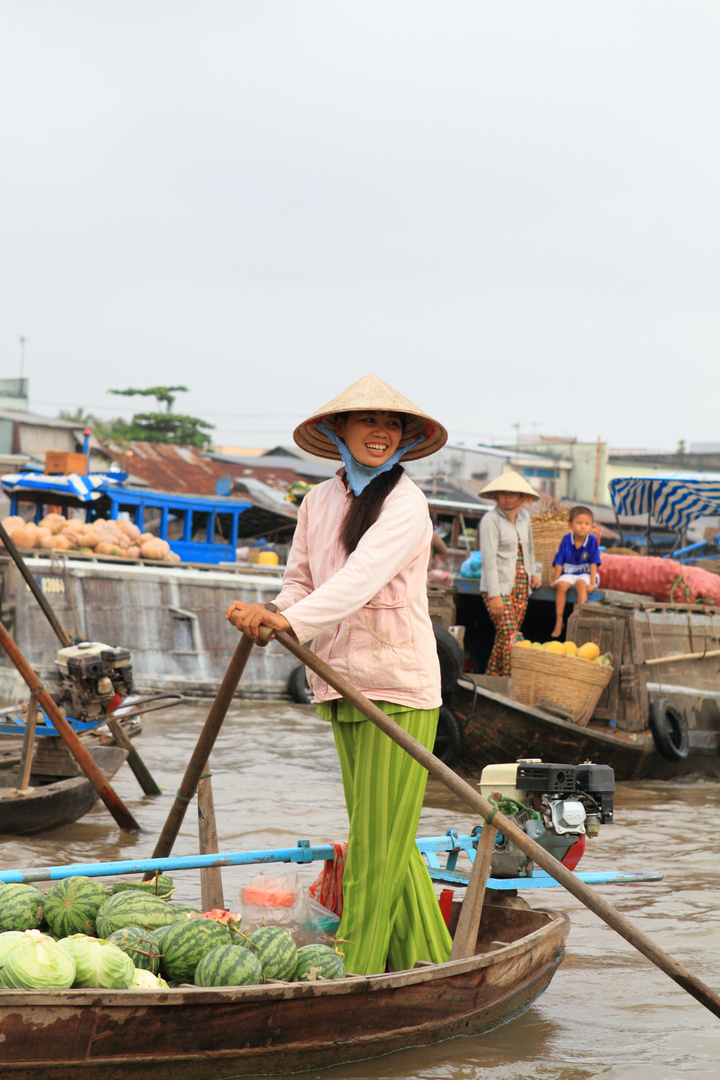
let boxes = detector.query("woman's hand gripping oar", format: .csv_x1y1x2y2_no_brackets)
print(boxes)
266,626,720,1020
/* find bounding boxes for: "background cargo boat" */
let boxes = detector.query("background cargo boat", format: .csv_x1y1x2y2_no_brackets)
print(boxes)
0,470,297,701
448,591,720,781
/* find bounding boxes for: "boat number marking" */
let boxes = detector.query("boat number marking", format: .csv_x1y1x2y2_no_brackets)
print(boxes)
25,577,66,595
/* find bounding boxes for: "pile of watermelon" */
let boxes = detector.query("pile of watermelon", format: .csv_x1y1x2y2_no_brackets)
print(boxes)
0,875,346,990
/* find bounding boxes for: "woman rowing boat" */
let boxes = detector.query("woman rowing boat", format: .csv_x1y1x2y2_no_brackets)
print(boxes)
226,374,451,975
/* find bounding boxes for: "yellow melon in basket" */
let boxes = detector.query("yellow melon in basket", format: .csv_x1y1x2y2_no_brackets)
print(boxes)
563,641,578,656
515,639,533,648
543,641,565,655
577,642,600,661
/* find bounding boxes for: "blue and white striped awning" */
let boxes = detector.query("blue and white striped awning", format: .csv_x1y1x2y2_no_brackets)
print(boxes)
1,472,124,502
610,474,720,533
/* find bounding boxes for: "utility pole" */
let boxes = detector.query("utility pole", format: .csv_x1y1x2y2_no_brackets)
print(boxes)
19,336,29,380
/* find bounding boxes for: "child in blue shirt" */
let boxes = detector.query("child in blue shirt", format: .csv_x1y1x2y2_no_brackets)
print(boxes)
550,506,601,638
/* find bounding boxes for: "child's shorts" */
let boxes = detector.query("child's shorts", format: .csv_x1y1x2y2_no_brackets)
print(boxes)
556,572,599,588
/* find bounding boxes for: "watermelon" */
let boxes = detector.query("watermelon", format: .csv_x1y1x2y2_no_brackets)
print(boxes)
111,874,176,899
43,877,111,938
107,926,162,974
167,904,204,917
158,918,232,984
0,884,45,932
194,944,263,987
293,944,346,982
95,892,181,938
148,922,178,953
246,926,297,981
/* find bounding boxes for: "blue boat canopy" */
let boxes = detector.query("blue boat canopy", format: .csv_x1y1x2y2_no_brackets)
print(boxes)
610,474,720,533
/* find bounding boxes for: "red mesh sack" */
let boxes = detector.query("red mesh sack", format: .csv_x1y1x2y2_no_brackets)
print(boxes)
680,566,720,606
599,554,687,602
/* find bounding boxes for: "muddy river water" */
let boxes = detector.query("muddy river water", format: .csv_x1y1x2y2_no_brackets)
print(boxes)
2,701,719,1079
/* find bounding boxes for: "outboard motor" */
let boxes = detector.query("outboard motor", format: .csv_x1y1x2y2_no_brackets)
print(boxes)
479,760,615,877
54,641,134,722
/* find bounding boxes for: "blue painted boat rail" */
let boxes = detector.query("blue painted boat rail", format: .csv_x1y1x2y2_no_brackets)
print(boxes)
0,832,662,890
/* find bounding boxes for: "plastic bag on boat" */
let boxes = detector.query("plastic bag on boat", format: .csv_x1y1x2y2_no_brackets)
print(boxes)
293,898,341,948
238,870,340,945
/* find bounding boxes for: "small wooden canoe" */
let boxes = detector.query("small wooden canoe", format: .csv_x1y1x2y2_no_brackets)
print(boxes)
0,897,568,1078
0,745,128,835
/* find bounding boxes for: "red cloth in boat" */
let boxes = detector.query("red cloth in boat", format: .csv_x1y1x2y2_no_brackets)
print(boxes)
309,842,348,918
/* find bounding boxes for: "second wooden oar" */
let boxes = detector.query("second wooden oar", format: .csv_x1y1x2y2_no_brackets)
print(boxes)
270,628,720,1020
150,634,255,862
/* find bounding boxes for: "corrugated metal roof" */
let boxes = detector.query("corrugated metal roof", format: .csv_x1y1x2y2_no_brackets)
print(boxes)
102,442,257,496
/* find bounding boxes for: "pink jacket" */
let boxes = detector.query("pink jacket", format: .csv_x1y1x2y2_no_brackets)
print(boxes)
273,471,442,710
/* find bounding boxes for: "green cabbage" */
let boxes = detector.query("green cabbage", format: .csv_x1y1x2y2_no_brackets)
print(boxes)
0,931,30,966
130,967,169,989
0,931,76,989
57,934,135,989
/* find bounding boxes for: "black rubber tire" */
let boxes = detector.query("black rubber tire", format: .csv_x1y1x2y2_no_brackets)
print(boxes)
433,705,463,767
649,698,689,761
287,664,312,705
433,625,464,696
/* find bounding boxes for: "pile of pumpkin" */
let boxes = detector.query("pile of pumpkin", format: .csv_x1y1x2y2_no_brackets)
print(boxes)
515,639,611,664
1,514,181,564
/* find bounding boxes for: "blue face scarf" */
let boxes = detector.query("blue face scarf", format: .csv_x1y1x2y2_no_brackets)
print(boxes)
317,420,425,496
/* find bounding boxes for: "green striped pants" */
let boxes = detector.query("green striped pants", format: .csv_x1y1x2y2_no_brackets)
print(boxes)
319,700,453,976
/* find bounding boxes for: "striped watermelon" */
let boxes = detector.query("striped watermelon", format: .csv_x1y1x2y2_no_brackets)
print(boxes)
43,877,111,938
246,926,297,981
167,904,204,917
293,944,346,982
158,918,232,983
95,892,181,938
111,874,175,899
0,884,44,932
107,926,162,974
194,944,263,987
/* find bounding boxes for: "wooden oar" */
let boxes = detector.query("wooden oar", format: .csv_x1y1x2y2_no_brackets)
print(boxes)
150,634,255,863
268,628,720,1020
0,622,141,833
0,522,72,647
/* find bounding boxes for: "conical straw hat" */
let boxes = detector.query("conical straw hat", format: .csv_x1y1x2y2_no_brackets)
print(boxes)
293,375,448,461
480,471,539,499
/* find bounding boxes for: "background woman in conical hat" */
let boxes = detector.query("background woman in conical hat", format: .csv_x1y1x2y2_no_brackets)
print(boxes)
226,375,451,975
478,471,540,675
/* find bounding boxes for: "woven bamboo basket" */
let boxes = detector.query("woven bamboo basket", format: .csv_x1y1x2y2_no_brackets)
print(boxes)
531,520,569,586
510,645,613,726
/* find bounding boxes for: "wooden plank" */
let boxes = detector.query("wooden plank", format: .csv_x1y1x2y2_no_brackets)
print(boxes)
645,648,720,666
449,825,496,960
198,771,224,911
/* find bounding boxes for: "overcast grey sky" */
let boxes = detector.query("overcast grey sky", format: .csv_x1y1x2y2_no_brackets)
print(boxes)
2,1,718,451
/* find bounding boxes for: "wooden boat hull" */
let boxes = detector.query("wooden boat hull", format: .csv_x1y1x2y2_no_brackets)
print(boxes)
0,745,128,835
0,903,568,1078
450,678,720,781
